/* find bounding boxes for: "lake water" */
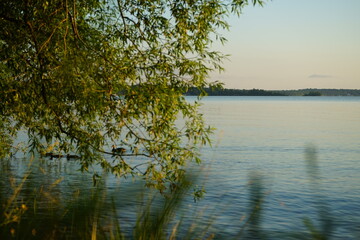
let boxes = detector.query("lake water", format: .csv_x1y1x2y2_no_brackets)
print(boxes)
2,96,360,239
196,96,360,239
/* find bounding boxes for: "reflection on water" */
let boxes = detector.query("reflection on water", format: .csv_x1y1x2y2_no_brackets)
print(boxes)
1,96,360,239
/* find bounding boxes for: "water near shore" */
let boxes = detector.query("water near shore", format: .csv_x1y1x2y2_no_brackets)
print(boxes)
2,96,360,239
197,96,360,238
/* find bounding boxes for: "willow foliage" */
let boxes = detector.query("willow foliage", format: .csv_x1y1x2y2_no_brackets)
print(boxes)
0,0,263,191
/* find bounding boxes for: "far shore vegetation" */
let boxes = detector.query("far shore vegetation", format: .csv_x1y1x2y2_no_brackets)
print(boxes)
185,87,360,96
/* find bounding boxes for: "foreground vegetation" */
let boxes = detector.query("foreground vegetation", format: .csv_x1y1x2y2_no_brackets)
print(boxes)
1,145,348,240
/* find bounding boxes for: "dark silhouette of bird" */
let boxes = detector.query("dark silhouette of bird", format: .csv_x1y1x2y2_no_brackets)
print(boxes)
66,154,80,160
112,145,126,155
44,152,63,159
44,152,80,160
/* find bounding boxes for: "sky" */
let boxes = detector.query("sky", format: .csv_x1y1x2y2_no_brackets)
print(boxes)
210,0,360,90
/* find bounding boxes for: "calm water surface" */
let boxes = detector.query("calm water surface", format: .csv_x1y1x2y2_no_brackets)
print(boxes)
197,96,360,238
2,96,360,239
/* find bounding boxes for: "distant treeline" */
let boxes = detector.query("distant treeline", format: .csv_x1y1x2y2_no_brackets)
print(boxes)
185,88,286,96
277,88,360,96
185,88,360,96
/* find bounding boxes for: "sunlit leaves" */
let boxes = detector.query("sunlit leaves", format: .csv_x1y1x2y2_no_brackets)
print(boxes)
0,0,264,191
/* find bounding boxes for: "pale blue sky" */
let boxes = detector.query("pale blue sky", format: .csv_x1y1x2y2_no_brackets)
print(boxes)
211,0,360,90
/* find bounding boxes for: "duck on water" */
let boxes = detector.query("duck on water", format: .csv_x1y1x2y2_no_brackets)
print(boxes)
44,153,80,160
43,145,126,159
112,145,126,155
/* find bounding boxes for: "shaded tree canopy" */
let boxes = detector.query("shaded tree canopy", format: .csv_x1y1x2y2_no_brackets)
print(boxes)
0,0,263,191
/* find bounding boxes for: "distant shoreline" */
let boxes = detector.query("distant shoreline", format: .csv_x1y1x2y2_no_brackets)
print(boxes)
185,88,360,96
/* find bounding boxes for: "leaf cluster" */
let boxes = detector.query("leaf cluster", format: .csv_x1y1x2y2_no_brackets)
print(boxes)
0,0,264,191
